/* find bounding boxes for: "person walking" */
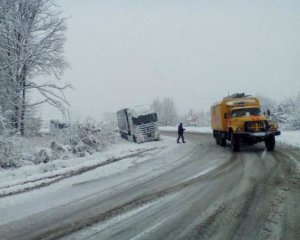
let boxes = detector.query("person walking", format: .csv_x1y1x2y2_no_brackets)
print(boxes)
177,122,186,143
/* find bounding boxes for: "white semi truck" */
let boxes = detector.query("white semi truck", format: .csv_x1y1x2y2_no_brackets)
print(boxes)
117,106,160,143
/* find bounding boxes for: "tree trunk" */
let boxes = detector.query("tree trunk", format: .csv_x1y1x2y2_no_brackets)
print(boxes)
20,65,27,136
13,99,19,131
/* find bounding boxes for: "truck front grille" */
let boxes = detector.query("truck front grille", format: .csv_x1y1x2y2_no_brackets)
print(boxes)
244,121,268,132
138,123,157,135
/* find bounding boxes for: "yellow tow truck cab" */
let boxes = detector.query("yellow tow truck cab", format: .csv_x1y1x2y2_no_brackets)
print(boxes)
211,93,280,151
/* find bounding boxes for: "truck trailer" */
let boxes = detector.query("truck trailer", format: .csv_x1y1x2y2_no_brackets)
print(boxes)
117,106,160,143
211,93,280,151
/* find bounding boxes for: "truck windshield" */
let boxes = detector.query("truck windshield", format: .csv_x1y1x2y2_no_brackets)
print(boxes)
132,113,158,125
231,108,261,117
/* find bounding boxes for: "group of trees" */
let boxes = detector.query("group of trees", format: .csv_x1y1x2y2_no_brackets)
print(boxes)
150,97,210,127
259,93,300,130
182,109,210,127
0,0,68,136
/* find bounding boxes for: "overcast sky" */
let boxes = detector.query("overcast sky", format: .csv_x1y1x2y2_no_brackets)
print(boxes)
38,0,300,121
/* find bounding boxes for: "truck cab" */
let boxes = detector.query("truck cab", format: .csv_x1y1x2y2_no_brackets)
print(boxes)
117,106,160,143
229,106,266,133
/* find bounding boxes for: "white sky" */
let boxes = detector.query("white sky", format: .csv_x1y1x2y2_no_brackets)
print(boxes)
38,0,300,121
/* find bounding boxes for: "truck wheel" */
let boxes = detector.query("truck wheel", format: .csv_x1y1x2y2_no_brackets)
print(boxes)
133,135,137,143
265,136,275,151
215,136,220,145
231,133,240,152
220,137,226,147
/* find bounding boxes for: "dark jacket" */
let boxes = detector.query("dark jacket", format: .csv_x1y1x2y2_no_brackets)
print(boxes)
178,123,185,135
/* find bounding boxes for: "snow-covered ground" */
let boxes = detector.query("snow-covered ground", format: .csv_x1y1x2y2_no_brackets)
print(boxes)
1,128,299,237
0,135,211,225
0,137,175,197
1,127,298,200
278,131,300,148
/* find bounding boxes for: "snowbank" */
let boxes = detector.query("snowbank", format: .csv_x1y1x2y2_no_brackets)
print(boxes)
0,120,117,168
278,131,300,148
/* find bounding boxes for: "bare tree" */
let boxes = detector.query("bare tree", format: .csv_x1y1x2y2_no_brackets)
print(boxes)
151,97,162,119
0,0,69,135
162,97,178,125
151,97,178,126
291,93,300,130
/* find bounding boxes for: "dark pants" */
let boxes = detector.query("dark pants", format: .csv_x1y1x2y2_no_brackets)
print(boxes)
177,133,185,143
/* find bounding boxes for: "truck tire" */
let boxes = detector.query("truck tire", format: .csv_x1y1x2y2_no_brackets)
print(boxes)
215,136,220,145
231,133,240,152
265,135,275,151
220,137,226,147
133,135,137,143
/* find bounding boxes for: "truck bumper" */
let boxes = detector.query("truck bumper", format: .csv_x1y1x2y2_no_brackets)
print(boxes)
235,131,281,139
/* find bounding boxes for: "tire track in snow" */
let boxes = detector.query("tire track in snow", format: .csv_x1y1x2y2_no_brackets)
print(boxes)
26,154,239,240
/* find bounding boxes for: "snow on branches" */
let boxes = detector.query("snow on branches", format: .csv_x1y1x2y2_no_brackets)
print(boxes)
0,0,70,135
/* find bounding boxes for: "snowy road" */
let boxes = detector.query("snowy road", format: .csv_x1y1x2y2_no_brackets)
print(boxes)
1,132,300,240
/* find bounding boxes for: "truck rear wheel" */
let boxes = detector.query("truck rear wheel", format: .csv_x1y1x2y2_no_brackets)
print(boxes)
265,135,275,151
215,136,220,145
231,133,240,152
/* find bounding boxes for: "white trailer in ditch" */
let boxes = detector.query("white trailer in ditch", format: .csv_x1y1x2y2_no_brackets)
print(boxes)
117,106,160,143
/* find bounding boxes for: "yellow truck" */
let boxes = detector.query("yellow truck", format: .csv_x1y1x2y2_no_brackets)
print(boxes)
211,93,280,151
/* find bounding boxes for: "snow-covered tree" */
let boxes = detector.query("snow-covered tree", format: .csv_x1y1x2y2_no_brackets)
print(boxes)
151,97,162,123
0,0,69,135
181,109,210,127
161,97,178,125
291,93,300,130
255,94,276,115
151,97,163,117
23,107,42,136
255,93,300,130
